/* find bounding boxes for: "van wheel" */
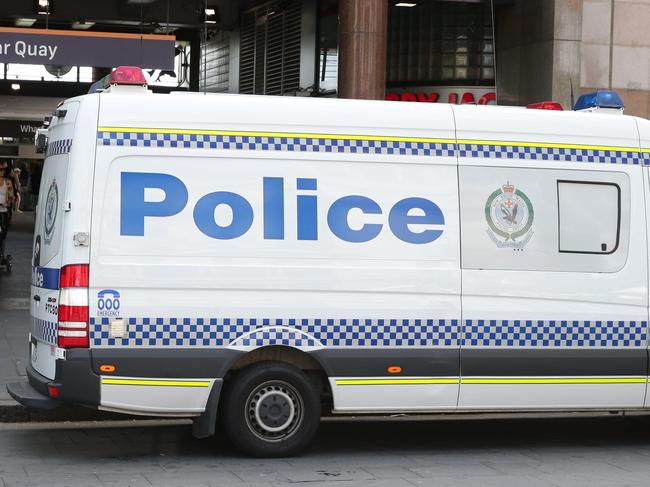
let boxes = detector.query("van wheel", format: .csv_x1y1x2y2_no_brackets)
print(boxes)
222,362,320,457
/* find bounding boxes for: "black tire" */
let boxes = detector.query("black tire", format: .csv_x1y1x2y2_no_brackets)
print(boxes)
222,361,321,457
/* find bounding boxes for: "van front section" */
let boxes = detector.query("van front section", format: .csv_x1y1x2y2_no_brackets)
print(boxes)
7,94,100,409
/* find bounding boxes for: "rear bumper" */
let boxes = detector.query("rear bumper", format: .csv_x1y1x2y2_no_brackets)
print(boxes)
6,378,61,410
7,347,100,410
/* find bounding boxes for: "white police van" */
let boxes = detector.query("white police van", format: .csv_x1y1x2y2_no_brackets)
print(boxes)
8,66,650,457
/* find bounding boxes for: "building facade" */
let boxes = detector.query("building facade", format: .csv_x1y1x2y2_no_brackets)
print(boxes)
202,0,650,117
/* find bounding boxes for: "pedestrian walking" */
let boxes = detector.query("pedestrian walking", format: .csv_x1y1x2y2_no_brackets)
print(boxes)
0,160,15,269
11,167,22,213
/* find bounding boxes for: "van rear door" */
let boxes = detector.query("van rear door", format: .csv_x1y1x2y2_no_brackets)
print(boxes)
30,102,78,380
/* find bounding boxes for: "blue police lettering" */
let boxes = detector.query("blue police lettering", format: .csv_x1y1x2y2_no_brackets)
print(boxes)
120,172,445,244
327,195,383,243
296,178,318,241
193,192,254,239
121,172,188,236
31,267,44,287
389,197,445,244
263,177,284,240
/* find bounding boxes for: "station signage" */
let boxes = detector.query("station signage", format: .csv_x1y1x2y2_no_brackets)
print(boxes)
386,86,497,105
0,27,175,69
0,119,42,140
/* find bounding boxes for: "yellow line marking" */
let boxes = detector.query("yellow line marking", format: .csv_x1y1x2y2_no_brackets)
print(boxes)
97,128,642,154
462,377,646,385
641,148,650,153
335,378,459,386
97,127,454,144
102,379,210,387
335,377,647,386
458,139,640,153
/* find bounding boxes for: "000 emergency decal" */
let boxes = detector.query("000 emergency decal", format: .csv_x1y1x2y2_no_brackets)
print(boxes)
97,289,121,318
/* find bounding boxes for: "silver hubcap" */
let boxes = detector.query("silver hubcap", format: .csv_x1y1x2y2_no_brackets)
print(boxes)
246,381,303,442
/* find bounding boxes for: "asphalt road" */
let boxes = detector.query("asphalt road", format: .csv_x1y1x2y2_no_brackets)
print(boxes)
3,414,650,486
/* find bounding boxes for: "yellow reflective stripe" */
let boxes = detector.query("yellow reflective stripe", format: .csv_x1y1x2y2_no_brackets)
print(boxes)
462,377,646,385
458,138,639,153
98,128,642,154
102,378,210,387
335,378,459,386
335,377,648,386
97,127,454,144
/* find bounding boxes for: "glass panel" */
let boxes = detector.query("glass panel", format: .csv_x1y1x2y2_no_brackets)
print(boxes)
6,64,78,82
558,182,619,254
387,0,495,85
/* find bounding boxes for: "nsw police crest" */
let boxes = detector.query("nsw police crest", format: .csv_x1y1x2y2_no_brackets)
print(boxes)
44,180,58,245
485,182,534,249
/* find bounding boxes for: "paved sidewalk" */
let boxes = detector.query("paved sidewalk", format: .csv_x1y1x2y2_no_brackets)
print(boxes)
3,415,650,486
0,211,34,406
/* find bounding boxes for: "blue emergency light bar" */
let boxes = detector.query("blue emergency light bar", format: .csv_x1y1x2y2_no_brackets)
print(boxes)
573,90,624,111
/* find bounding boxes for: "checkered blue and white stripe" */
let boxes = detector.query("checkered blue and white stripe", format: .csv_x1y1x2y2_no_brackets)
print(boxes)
90,317,647,349
96,130,646,165
230,327,320,349
89,317,460,348
96,131,455,157
32,318,57,345
464,319,648,348
46,139,72,158
643,151,650,166
458,143,642,165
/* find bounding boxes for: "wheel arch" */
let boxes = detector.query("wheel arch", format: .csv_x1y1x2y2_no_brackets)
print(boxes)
194,345,334,439
224,346,333,408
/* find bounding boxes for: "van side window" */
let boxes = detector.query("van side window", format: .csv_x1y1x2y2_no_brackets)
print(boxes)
459,166,630,273
557,181,620,254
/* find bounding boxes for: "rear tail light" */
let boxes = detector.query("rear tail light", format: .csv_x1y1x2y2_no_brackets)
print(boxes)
59,264,89,287
58,264,89,349
48,386,60,398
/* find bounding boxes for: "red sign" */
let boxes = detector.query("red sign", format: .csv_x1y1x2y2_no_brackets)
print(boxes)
386,90,497,105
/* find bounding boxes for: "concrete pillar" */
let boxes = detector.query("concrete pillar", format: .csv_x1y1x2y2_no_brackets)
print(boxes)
337,0,387,100
552,0,582,109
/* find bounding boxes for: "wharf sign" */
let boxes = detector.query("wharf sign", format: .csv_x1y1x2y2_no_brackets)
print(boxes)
0,120,42,140
0,27,175,69
386,86,497,105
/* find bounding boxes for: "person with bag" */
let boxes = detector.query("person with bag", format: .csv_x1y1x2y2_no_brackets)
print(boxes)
0,160,16,267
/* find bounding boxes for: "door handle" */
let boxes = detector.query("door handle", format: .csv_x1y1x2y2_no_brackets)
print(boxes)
33,295,40,302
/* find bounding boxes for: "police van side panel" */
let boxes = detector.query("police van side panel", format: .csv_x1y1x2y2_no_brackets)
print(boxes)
30,95,99,395
454,105,648,409
89,94,462,415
